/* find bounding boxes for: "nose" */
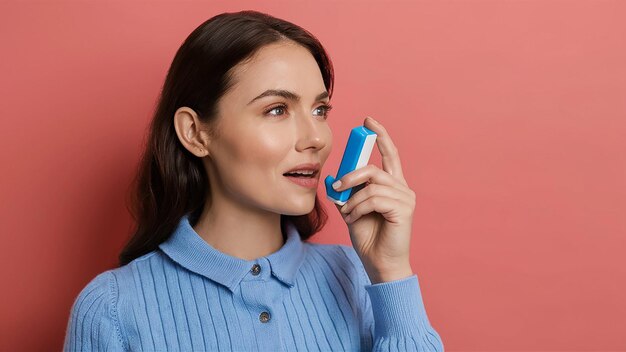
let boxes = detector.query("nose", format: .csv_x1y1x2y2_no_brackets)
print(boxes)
294,111,327,152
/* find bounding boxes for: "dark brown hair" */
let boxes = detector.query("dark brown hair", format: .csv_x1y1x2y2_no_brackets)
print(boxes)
119,10,334,266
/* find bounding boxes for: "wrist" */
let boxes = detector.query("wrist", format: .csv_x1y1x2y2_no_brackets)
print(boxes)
365,264,414,284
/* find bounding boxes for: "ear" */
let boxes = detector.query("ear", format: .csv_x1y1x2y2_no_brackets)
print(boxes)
173,106,211,158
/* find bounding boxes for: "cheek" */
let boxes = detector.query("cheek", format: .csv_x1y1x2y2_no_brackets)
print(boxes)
321,125,333,162
229,131,288,180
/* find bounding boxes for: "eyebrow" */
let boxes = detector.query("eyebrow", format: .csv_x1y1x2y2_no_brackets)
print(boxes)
247,89,329,106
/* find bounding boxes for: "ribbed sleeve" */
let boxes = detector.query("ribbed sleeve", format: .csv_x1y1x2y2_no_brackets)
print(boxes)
63,271,126,352
339,245,445,352
365,275,444,351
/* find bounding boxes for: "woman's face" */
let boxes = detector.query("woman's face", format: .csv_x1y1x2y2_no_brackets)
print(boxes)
204,41,333,216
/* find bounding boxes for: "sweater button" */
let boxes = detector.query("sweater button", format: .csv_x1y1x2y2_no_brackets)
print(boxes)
250,264,261,276
259,311,270,323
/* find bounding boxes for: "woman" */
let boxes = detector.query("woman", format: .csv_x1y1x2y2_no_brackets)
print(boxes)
64,10,444,352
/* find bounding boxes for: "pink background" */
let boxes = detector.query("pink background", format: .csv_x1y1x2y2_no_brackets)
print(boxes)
1,1,625,351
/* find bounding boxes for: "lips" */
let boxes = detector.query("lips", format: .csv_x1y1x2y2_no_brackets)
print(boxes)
284,173,319,188
283,162,321,175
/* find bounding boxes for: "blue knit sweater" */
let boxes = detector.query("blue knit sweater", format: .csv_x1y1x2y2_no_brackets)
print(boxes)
63,214,444,351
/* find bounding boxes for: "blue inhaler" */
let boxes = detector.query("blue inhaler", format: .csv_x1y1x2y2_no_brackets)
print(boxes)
325,125,377,206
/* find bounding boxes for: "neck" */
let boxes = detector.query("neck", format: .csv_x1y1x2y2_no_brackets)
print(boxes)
192,200,285,261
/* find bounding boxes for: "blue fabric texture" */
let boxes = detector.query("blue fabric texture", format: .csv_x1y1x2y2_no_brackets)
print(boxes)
64,214,444,351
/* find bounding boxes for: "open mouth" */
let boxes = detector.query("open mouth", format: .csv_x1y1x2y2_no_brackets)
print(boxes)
283,170,319,178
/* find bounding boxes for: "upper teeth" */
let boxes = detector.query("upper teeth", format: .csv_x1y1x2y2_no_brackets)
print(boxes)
290,170,315,175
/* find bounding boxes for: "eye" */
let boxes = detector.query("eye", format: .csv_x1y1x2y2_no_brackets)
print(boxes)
264,104,288,117
263,103,333,119
314,103,333,119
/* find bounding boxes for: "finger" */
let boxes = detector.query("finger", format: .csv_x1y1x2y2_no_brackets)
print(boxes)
345,195,413,224
363,116,407,186
333,164,411,194
339,183,412,216
334,202,350,221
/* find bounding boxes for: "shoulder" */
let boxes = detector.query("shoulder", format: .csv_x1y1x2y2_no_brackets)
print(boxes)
70,270,117,312
303,242,369,284
303,242,359,266
105,250,162,287
70,250,162,317
65,250,165,351
66,268,125,350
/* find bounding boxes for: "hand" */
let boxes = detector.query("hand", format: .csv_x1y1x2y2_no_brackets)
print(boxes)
332,116,416,284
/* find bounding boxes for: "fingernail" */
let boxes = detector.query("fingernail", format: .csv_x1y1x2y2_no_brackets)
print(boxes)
332,180,342,190
340,204,348,213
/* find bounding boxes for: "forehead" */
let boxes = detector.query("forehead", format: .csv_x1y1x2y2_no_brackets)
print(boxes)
225,41,325,104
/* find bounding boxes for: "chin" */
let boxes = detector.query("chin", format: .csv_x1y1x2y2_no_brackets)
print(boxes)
281,202,316,216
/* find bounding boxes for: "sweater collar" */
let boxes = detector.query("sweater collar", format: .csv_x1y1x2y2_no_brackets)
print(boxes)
158,213,305,293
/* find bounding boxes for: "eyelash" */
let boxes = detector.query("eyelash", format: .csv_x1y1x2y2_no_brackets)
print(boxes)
263,103,333,119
